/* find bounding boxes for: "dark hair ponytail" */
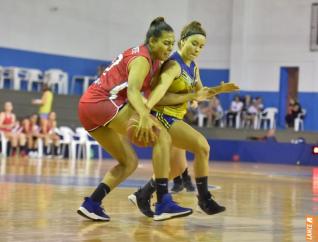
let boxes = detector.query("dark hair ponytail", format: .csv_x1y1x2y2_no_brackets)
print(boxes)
145,17,174,44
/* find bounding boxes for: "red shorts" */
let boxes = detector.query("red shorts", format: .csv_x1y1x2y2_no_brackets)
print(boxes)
78,100,122,131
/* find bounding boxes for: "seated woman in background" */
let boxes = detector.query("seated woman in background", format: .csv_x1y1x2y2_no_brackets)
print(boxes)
22,114,42,158
226,95,243,128
285,98,302,128
243,98,261,128
198,96,223,127
0,101,20,156
41,111,61,157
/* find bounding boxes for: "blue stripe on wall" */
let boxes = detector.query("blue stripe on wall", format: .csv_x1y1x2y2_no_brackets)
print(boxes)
199,68,232,110
99,139,318,166
199,68,229,87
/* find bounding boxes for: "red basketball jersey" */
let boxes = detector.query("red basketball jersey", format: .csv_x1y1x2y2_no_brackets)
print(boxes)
0,113,14,132
80,45,160,106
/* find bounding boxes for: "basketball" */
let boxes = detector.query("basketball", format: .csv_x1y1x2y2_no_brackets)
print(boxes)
127,113,160,147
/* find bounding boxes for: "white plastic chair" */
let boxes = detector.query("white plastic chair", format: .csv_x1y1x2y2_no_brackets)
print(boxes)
26,68,43,92
294,109,306,132
0,131,8,157
44,69,68,94
197,111,207,127
2,67,28,90
75,127,102,160
37,138,44,158
55,126,75,159
225,111,242,129
258,107,278,129
197,110,224,128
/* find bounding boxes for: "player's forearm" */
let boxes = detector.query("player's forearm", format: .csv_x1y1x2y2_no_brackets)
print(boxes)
156,92,196,106
127,88,150,116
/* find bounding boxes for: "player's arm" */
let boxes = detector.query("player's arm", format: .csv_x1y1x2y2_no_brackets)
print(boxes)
127,56,159,143
194,65,204,91
127,56,151,117
10,114,16,129
0,113,5,129
156,64,211,105
146,60,180,110
156,92,197,105
194,65,239,99
209,81,240,95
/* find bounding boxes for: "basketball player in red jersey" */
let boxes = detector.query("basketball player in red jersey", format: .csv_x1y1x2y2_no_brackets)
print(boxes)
77,17,193,222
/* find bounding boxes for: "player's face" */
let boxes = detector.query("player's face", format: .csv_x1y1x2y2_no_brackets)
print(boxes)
151,31,175,61
180,34,206,61
4,102,13,112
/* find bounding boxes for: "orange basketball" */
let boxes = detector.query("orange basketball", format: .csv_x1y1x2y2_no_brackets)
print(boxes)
127,113,160,147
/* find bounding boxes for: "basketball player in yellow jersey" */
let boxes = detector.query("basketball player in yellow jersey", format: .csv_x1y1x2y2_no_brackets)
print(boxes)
129,21,239,217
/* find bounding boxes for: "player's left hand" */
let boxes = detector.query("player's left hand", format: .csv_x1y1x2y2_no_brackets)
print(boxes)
216,81,240,94
195,87,217,101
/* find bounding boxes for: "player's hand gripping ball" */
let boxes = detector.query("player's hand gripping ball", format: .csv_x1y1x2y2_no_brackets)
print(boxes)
127,113,160,147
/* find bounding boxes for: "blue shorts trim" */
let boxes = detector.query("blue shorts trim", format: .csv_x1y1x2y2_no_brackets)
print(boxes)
151,111,180,129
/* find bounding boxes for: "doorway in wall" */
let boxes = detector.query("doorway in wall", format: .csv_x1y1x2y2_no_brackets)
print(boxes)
278,67,299,128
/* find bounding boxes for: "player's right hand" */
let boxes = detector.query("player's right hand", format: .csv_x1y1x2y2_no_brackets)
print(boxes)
136,114,161,144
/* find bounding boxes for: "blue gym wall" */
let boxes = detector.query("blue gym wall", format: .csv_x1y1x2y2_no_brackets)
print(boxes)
98,139,318,166
0,47,109,93
1,47,317,131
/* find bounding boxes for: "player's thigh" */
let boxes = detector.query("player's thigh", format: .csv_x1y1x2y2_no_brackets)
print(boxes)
169,120,208,153
107,104,135,135
89,125,137,166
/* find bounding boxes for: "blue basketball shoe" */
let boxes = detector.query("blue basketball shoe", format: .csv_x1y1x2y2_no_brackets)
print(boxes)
153,193,192,221
77,197,110,221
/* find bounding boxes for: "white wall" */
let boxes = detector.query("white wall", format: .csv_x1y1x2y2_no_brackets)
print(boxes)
0,0,232,68
1,0,317,92
230,0,318,92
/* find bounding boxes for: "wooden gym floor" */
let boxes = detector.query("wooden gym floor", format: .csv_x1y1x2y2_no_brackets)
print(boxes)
0,157,315,242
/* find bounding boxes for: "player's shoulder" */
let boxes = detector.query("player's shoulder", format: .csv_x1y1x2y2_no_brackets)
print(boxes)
124,45,149,57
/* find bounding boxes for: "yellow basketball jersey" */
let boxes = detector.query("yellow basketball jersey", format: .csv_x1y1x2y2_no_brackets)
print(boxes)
154,52,197,119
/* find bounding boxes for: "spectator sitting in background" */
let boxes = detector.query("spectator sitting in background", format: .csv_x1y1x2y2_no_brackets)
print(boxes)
0,102,20,156
243,98,262,128
11,118,28,156
285,98,302,128
255,96,264,111
23,114,42,158
198,96,223,127
241,95,252,113
41,111,61,157
184,101,198,125
226,95,243,128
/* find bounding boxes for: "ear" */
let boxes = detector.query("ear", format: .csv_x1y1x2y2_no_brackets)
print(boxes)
149,36,157,47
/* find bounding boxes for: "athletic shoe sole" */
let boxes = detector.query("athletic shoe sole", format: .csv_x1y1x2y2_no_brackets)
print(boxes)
77,207,110,221
128,194,137,207
153,209,193,221
128,193,154,217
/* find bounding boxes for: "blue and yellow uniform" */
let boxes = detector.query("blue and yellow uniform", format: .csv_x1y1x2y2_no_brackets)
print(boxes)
152,51,197,129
